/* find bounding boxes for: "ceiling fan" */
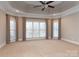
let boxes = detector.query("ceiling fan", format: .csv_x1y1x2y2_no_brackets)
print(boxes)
33,1,55,11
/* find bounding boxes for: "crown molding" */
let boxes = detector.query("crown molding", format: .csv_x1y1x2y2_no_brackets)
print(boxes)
60,5,79,17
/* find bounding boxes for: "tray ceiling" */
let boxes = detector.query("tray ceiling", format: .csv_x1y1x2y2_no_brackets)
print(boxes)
9,1,79,15
0,1,79,18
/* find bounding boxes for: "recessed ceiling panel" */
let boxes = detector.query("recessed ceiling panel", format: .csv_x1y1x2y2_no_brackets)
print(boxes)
8,1,79,15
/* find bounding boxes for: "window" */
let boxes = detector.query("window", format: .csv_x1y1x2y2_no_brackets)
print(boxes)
40,22,46,37
26,19,46,40
33,22,39,38
53,19,59,39
10,17,16,42
26,21,32,39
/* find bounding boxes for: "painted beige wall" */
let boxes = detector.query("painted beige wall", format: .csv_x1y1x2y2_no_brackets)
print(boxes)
18,17,23,41
48,19,52,39
0,10,6,48
61,12,79,42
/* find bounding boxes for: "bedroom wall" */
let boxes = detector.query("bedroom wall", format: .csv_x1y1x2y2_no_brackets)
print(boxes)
18,17,23,41
61,12,79,43
0,10,6,48
48,19,52,39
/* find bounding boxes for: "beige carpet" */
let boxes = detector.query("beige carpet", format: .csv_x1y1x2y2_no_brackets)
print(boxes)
0,40,79,57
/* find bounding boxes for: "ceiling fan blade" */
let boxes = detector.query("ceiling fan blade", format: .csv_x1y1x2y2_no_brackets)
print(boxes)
46,1,54,4
48,5,55,8
40,1,45,4
42,7,45,11
33,5,41,8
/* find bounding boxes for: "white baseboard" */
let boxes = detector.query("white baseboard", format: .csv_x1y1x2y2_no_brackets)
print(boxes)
0,42,6,48
61,38,79,45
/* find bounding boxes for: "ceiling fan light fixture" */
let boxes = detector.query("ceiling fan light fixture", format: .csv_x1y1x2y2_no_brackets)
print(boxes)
45,5,48,8
16,10,20,13
34,1,55,11
53,14,56,16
